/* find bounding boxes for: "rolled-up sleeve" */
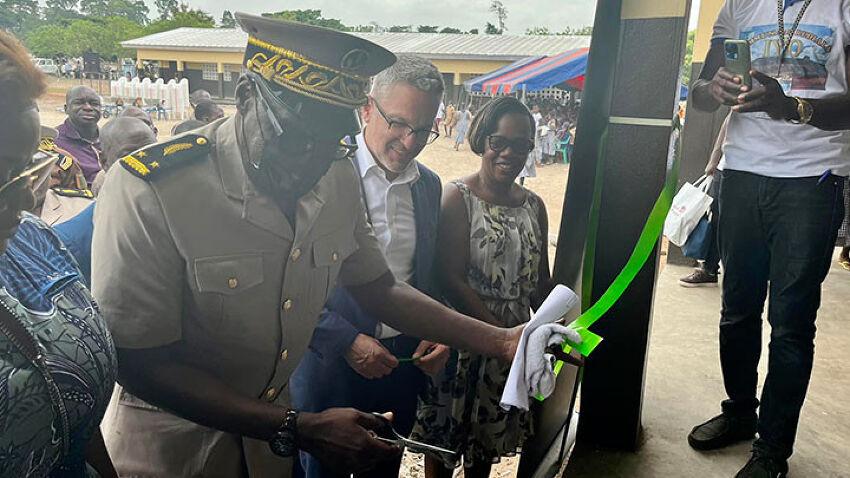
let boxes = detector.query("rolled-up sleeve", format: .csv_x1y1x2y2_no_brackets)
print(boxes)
91,168,184,349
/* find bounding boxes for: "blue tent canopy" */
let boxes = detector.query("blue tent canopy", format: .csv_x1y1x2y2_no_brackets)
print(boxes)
463,56,545,93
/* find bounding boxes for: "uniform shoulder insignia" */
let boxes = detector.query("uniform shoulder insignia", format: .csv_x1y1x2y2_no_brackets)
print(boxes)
120,133,210,181
51,187,94,199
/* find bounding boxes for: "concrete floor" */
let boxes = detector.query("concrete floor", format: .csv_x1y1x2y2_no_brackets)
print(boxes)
564,257,850,478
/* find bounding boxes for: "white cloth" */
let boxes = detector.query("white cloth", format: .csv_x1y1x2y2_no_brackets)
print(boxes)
355,133,419,339
501,285,581,411
712,0,850,177
436,101,445,120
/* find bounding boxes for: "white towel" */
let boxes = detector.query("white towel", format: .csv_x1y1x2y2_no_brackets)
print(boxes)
500,285,581,411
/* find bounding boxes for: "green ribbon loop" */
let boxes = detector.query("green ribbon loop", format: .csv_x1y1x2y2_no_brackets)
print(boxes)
550,117,682,378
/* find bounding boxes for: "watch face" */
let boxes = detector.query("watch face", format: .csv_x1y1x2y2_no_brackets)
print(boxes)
269,431,297,457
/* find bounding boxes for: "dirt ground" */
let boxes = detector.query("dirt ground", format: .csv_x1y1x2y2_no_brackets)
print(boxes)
37,79,572,477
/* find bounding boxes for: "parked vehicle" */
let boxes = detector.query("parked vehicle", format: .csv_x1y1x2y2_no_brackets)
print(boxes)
33,58,59,75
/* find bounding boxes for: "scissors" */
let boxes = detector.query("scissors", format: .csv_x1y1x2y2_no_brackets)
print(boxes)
369,413,457,463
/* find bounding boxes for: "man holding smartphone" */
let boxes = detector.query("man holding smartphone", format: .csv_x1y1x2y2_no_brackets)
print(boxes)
689,1,850,477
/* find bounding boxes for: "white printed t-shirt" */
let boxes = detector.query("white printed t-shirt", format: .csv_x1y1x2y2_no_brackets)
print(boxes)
712,0,850,177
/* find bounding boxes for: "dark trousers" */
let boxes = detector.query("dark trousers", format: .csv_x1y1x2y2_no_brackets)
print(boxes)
717,170,844,460
293,335,427,478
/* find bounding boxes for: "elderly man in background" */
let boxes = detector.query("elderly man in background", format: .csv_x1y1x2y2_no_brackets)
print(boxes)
291,54,447,478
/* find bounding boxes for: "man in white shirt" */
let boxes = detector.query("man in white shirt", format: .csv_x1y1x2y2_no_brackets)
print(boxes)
687,1,850,476
291,54,450,478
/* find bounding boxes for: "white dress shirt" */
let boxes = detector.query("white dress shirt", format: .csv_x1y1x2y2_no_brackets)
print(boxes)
354,133,420,339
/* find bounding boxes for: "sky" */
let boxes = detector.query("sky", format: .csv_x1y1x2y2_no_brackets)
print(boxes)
166,0,702,33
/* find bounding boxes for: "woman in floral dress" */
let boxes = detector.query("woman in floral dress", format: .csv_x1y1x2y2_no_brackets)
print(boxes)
413,97,553,478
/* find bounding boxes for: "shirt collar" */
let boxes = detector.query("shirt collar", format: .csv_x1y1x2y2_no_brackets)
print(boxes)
58,118,99,146
354,132,421,184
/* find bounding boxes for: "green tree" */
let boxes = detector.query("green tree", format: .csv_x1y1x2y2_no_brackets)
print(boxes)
0,0,40,34
44,0,81,23
79,0,108,16
388,25,411,33
439,27,462,34
220,9,235,28
561,26,593,35
417,25,438,33
526,26,550,35
489,0,507,33
468,28,479,34
27,16,144,58
104,0,149,24
484,22,500,35
154,0,176,20
681,30,696,86
143,8,214,35
261,9,348,31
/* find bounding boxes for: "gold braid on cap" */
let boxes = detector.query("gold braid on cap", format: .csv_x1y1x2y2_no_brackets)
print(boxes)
245,36,370,109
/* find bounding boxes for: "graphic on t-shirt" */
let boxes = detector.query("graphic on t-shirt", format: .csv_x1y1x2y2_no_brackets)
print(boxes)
741,23,834,90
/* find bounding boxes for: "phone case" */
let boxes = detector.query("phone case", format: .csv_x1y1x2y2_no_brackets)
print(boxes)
723,40,752,88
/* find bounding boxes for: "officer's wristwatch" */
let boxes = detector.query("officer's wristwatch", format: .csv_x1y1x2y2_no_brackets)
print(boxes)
790,96,814,125
268,409,299,457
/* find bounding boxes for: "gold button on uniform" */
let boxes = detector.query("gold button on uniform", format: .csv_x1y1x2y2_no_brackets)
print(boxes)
282,299,293,311
291,248,302,262
280,349,288,361
227,278,238,289
265,387,276,400
331,252,339,262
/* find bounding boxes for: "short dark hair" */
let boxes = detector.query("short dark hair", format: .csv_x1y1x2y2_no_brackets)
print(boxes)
467,97,534,155
194,99,221,121
172,119,206,135
0,31,46,113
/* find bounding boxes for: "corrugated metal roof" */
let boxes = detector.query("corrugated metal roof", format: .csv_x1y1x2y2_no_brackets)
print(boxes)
121,28,590,61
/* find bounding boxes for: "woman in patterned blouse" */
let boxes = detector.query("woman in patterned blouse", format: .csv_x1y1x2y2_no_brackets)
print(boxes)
0,31,118,477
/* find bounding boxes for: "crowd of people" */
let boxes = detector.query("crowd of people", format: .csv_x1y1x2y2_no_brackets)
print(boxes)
0,13,587,478
1,0,849,477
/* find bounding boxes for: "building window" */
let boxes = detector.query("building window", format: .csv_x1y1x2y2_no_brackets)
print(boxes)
202,63,218,81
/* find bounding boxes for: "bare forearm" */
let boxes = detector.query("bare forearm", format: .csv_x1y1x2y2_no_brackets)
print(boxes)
442,278,501,327
349,276,508,357
693,79,722,112
117,347,285,441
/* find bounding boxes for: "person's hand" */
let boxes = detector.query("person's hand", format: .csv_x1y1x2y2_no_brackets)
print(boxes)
345,334,399,379
732,70,797,120
412,341,450,378
707,67,750,106
297,409,401,474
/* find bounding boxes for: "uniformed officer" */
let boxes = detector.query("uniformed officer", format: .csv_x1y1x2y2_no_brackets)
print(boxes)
92,13,522,477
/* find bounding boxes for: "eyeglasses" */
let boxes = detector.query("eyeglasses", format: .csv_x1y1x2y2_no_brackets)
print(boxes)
370,97,440,145
0,152,56,206
487,135,535,155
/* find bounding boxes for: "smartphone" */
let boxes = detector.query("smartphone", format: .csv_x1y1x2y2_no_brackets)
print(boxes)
723,39,752,89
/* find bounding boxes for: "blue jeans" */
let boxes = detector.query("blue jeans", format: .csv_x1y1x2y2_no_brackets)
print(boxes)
717,170,844,460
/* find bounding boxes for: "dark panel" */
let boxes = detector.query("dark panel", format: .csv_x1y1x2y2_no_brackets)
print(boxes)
610,17,689,119
183,69,225,99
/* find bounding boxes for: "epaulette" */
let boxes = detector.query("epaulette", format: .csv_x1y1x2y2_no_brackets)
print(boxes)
120,134,210,180
51,187,94,199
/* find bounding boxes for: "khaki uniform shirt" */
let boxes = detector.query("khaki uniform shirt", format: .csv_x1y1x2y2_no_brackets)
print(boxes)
92,117,389,477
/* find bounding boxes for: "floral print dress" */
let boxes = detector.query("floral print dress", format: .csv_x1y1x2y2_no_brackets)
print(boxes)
0,214,117,477
412,180,543,468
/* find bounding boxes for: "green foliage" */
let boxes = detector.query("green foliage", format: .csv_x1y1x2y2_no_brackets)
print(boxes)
468,28,479,34
682,30,696,86
440,27,462,34
388,25,412,33
417,25,438,33
261,9,347,31
526,26,550,35
484,22,500,35
154,0,177,20
27,16,144,58
220,9,235,28
0,0,40,34
561,26,593,35
489,0,507,33
143,6,214,35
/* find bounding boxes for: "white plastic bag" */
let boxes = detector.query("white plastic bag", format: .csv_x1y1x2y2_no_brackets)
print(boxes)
664,175,713,247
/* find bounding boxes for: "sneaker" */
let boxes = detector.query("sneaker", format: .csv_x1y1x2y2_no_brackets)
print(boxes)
678,268,718,288
735,454,788,478
687,412,757,451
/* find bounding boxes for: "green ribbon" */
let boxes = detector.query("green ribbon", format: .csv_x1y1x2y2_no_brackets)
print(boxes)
551,118,682,376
